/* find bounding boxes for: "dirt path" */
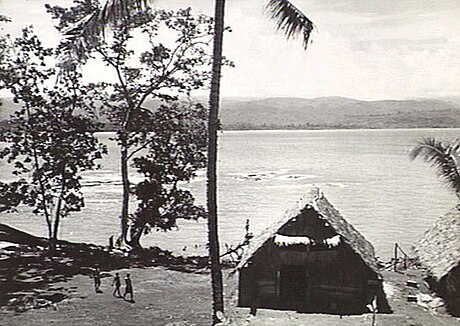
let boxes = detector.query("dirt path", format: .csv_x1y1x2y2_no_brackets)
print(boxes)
0,267,212,326
2,265,459,326
225,269,460,326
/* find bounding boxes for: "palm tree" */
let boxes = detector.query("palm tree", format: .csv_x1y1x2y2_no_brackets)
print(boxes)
55,0,315,324
410,137,460,199
207,1,314,323
207,2,226,322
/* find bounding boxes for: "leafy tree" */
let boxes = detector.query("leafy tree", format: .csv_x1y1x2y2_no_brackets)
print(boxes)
0,15,10,23
129,102,207,248
0,27,106,241
0,182,25,213
48,3,215,247
0,15,10,129
48,0,315,322
410,137,460,199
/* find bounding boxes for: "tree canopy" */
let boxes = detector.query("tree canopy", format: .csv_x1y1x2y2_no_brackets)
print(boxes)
47,2,216,247
0,27,106,240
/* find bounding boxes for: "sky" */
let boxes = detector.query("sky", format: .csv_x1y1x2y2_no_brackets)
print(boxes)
1,0,460,100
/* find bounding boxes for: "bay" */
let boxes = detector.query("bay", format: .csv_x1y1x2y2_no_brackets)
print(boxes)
1,128,458,260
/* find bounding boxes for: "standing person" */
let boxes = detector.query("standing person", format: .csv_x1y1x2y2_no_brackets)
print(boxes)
250,283,259,316
112,272,121,297
93,267,102,293
123,273,134,302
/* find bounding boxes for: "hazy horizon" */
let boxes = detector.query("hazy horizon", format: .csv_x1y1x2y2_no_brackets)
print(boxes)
1,0,459,101
1,94,460,103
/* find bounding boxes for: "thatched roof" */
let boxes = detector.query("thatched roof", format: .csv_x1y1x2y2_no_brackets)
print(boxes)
235,188,379,272
414,206,460,281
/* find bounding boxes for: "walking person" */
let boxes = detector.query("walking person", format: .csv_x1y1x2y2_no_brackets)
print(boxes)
112,272,121,297
123,273,134,302
93,267,102,293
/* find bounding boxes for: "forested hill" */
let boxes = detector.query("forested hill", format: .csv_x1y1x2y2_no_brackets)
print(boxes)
219,96,460,130
1,96,460,130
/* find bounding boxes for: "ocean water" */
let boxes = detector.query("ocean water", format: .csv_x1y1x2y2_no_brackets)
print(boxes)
1,129,458,260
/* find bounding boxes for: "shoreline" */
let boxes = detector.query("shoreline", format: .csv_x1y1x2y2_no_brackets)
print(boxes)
90,126,460,135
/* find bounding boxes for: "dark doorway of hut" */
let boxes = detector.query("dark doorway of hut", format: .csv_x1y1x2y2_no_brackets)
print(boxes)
279,265,309,310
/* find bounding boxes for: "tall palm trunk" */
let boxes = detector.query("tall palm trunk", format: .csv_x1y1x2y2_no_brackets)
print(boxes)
207,0,226,323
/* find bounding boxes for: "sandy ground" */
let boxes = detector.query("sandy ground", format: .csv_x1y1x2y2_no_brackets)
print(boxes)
1,265,459,326
226,269,460,326
0,267,212,326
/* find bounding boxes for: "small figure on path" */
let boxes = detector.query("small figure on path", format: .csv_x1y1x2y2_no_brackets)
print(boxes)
112,272,121,297
93,267,102,293
250,285,259,316
123,273,134,302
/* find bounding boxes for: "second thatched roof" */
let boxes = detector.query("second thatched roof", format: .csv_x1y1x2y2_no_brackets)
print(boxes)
235,188,379,273
414,206,460,281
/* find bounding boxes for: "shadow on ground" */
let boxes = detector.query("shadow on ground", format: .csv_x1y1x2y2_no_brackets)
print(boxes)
0,223,213,312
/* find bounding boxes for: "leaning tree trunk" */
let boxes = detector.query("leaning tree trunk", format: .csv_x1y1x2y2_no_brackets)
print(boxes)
127,211,153,250
127,222,143,249
207,0,226,324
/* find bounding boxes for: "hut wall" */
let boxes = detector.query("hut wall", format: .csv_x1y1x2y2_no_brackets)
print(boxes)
443,265,460,317
238,268,254,307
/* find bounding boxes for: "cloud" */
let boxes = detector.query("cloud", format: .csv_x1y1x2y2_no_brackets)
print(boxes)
351,38,448,52
306,0,460,16
1,0,460,100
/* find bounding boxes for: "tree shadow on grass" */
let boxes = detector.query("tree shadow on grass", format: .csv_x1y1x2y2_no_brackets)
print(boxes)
0,223,214,312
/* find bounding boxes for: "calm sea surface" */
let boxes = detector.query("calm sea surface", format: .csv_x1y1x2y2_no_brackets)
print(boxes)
1,129,458,260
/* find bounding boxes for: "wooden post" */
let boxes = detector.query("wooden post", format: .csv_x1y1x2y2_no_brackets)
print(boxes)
370,295,377,326
305,269,311,307
276,270,281,301
393,243,398,272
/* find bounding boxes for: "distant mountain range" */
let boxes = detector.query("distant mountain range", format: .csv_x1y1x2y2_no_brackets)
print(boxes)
2,96,460,130
219,96,460,130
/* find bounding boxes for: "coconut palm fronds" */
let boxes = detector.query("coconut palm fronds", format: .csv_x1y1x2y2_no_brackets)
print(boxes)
265,0,315,49
98,0,149,28
59,12,102,63
410,137,460,196
57,0,150,67
62,0,150,43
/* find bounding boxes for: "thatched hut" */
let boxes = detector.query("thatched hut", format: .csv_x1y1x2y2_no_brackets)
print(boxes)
234,188,390,314
414,206,460,316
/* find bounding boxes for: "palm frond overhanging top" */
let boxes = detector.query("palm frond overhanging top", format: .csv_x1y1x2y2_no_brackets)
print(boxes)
98,0,149,28
57,0,150,66
410,137,460,196
265,0,315,49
